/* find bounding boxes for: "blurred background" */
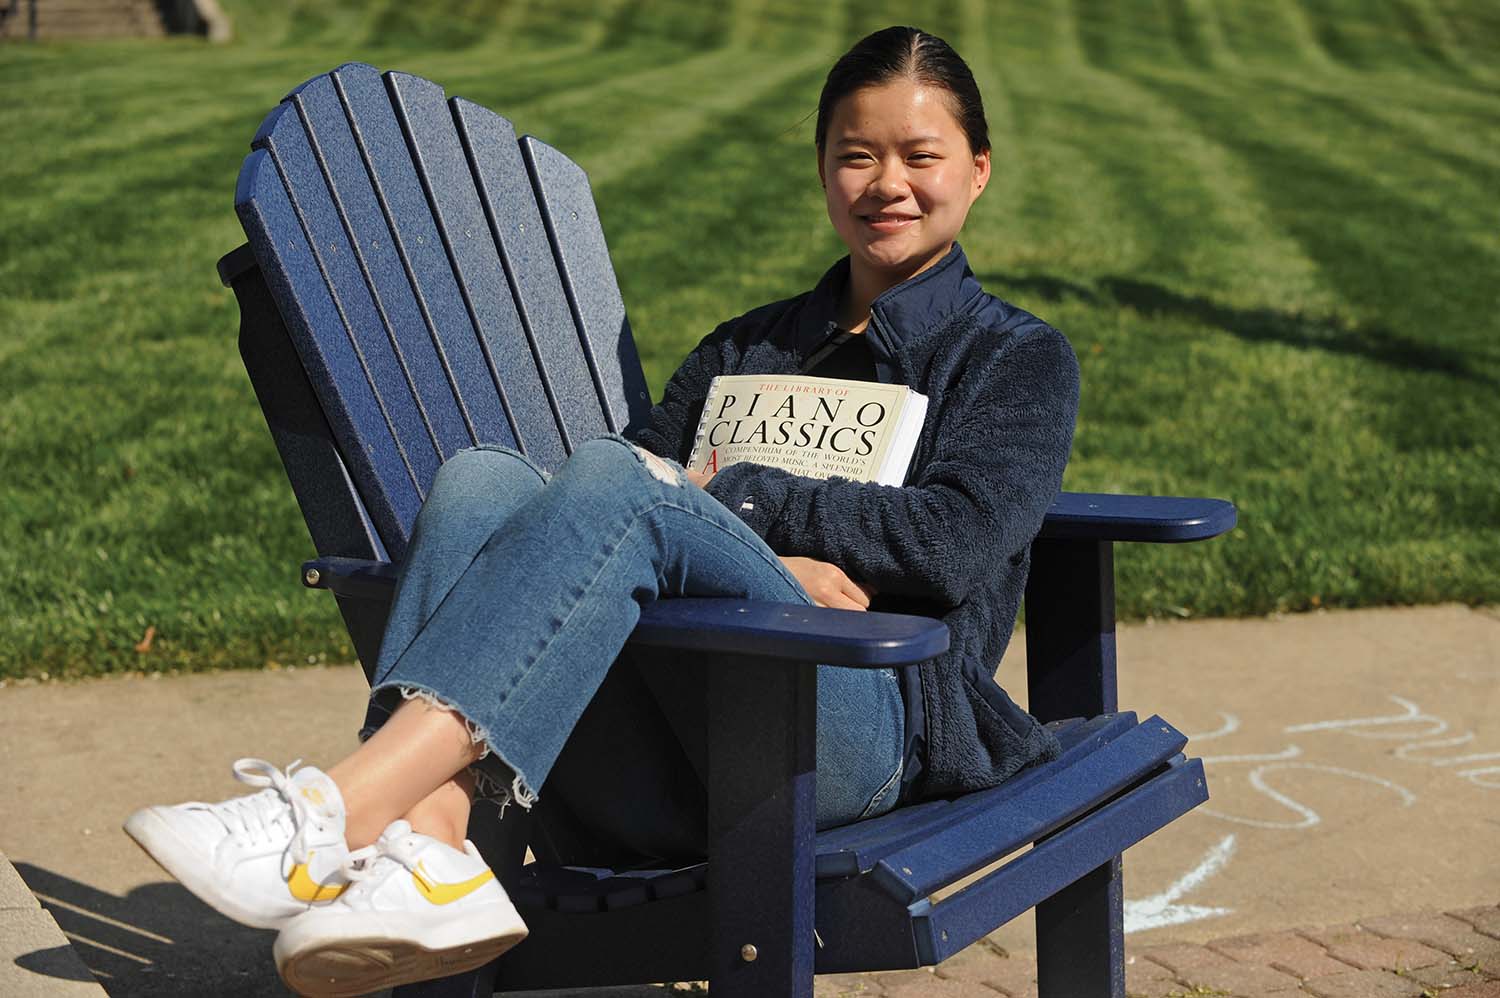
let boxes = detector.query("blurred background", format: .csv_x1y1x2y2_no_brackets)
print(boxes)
1,0,1496,680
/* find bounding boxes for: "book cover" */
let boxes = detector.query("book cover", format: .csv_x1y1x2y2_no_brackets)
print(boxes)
686,374,928,487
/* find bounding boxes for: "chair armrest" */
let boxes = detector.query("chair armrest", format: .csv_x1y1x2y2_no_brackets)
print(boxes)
302,556,399,600
1039,491,1236,543
632,598,948,667
301,557,949,668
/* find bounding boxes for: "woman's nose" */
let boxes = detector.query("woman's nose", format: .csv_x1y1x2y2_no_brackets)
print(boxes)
867,161,909,200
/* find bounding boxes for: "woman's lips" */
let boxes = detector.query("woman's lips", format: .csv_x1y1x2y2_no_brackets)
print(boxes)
860,213,918,233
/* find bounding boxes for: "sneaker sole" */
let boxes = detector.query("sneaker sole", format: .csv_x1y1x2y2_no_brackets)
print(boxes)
277,927,526,997
123,807,290,931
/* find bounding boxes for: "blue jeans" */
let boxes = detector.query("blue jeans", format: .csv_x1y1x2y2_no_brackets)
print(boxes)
361,437,903,859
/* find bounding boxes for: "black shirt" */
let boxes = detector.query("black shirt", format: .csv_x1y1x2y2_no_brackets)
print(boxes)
801,328,877,382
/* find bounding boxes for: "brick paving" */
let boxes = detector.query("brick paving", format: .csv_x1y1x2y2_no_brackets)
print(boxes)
796,902,1500,997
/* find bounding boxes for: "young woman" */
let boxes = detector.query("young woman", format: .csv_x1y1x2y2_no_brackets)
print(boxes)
125,25,1079,997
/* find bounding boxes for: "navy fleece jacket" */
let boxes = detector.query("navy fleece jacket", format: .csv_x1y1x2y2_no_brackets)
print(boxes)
632,244,1080,801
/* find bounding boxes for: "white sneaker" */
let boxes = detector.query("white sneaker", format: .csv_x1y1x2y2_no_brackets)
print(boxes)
123,758,351,930
274,819,528,997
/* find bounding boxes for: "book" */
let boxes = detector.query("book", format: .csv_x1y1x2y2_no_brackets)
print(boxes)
686,374,929,487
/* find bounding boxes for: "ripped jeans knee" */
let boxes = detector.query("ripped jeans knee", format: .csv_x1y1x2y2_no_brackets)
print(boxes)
566,435,686,488
625,441,684,487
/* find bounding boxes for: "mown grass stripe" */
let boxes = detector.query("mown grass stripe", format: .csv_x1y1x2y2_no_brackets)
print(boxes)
1263,0,1344,68
598,62,839,383
584,52,830,190
1252,71,1500,173
1132,66,1500,342
1162,0,1222,68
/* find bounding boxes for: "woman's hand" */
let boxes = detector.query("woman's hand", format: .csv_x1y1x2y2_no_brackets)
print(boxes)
779,556,876,611
684,467,715,489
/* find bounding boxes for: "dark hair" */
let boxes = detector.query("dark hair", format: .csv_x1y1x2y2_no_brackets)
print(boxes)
815,26,989,155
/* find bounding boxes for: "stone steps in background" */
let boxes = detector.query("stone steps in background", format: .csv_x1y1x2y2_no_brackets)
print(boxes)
1,0,165,40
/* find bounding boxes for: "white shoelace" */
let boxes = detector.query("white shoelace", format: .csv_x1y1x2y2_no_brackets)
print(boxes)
334,826,423,903
197,758,323,865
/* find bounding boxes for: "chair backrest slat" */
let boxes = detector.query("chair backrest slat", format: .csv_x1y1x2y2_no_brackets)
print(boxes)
236,62,653,558
315,65,516,460
522,136,653,437
450,97,616,449
256,87,448,494
384,69,578,464
236,148,426,546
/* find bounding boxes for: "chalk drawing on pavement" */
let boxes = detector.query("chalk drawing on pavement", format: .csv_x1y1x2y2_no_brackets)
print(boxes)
1199,762,1417,830
1124,833,1236,933
1285,695,1447,739
1185,712,1240,742
1285,694,1500,791
1182,709,1420,829
1395,732,1500,789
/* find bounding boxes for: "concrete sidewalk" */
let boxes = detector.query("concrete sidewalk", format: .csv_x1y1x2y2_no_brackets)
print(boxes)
2,603,1497,996
0,848,106,997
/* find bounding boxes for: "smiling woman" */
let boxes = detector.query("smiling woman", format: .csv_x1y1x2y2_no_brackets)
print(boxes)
814,30,993,332
123,25,1081,997
819,79,991,329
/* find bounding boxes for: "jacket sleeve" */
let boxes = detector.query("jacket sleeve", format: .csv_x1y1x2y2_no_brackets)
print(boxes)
628,323,734,464
705,323,1080,607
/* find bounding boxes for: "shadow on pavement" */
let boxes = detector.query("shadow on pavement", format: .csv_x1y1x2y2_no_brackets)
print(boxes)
14,862,290,997
13,862,692,997
15,943,100,982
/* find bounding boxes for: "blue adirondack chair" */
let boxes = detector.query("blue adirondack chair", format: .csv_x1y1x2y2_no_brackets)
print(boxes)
217,63,1235,998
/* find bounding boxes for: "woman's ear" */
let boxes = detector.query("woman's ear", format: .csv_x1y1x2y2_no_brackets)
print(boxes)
816,148,827,190
971,148,992,201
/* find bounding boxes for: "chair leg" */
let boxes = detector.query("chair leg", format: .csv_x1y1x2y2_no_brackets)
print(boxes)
1035,856,1125,998
1025,538,1118,721
706,656,817,998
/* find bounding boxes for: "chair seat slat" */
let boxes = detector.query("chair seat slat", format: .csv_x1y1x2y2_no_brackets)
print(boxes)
871,716,1188,903
516,863,707,913
915,758,1208,964
814,714,1136,877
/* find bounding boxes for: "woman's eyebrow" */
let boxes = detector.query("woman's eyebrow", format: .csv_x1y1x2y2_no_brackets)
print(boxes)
834,134,945,146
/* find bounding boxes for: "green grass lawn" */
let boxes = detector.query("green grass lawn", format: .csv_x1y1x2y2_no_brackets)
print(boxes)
2,0,1497,679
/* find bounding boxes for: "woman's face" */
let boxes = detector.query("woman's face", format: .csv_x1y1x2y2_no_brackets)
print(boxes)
819,79,991,291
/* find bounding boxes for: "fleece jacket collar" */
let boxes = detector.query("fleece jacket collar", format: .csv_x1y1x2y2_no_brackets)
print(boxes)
794,242,990,378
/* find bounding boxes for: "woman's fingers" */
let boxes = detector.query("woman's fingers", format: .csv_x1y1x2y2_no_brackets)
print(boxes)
842,576,872,610
778,556,870,611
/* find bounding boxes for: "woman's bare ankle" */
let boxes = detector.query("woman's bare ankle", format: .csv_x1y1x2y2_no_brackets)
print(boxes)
402,772,476,851
327,699,484,849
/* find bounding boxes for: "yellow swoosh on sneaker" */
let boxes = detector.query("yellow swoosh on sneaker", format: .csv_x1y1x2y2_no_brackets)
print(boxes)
287,858,346,903
411,861,495,906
